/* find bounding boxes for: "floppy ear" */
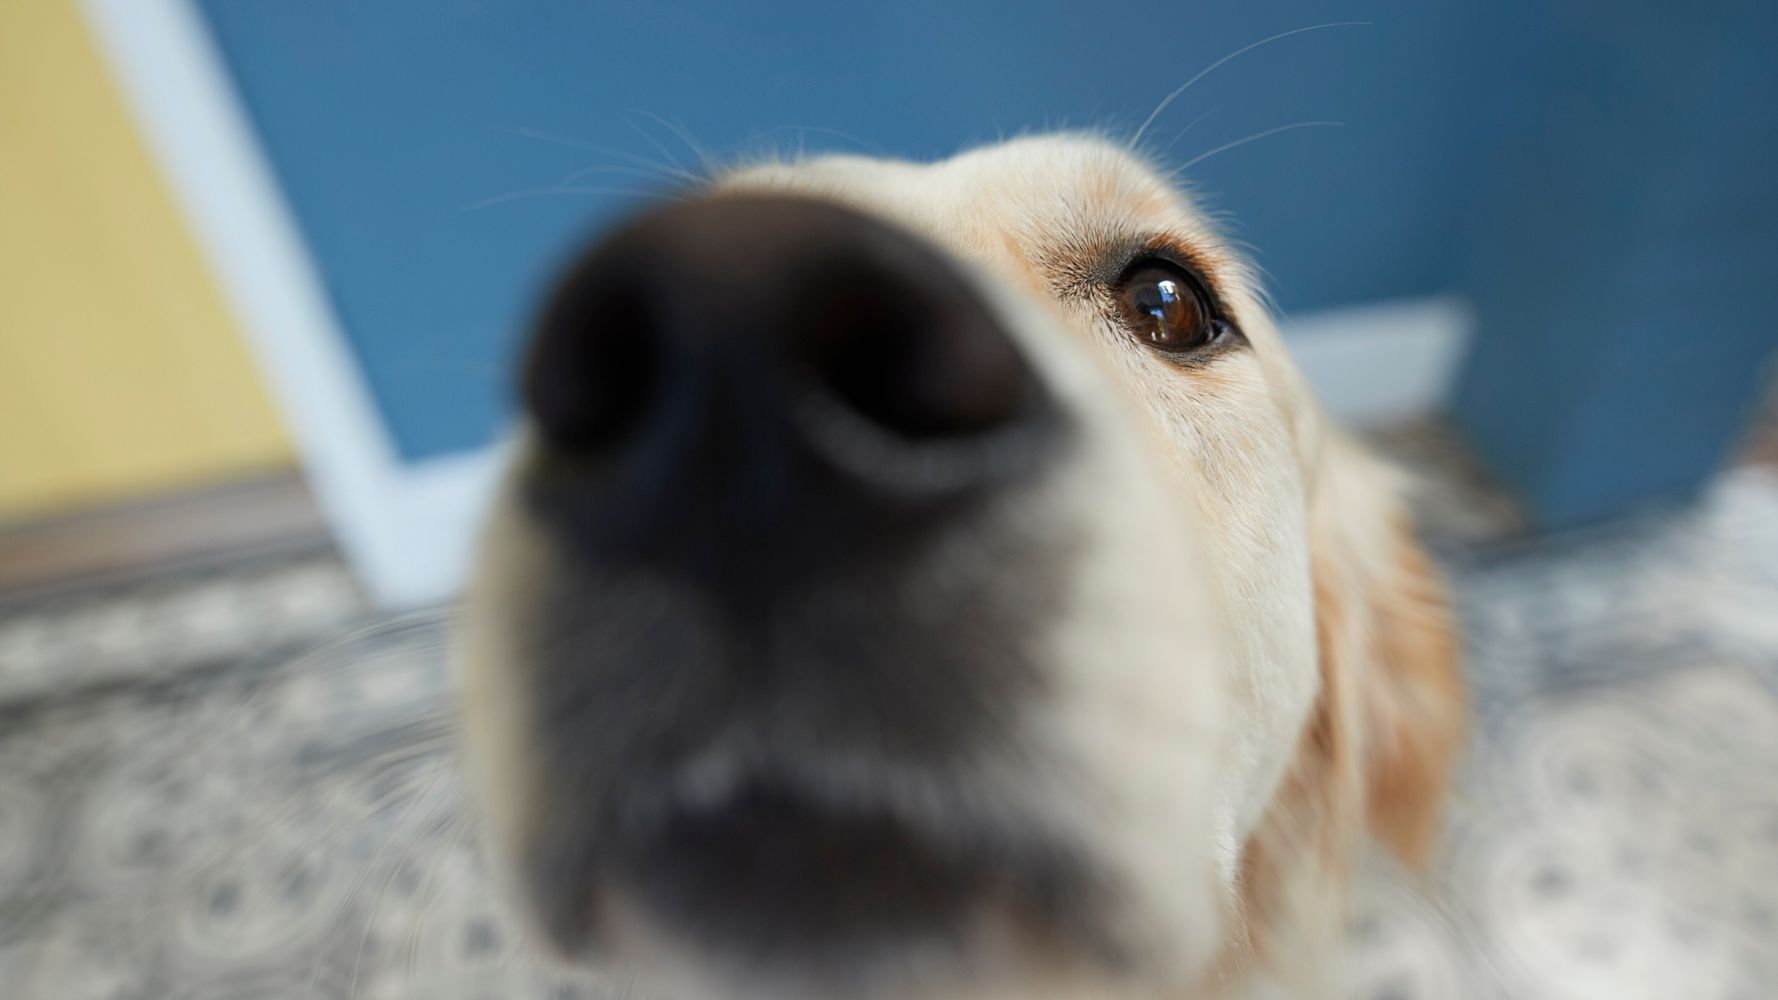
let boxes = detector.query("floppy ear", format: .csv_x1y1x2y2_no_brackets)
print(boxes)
1307,431,1465,869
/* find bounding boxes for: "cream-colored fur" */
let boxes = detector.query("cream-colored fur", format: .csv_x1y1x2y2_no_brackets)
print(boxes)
458,133,1463,999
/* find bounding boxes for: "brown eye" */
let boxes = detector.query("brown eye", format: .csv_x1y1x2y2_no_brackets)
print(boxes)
1115,260,1231,354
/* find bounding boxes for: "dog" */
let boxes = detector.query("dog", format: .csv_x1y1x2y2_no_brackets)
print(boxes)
456,133,1464,999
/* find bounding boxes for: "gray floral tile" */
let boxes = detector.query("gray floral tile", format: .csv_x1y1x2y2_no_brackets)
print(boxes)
3,467,1777,999
0,553,366,707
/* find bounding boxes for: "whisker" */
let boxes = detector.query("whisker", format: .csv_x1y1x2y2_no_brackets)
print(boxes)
1155,107,1221,163
746,124,883,157
404,814,476,997
556,162,695,188
307,765,454,994
625,112,698,180
1170,121,1343,177
1129,21,1368,151
629,109,718,178
496,125,701,184
463,185,684,211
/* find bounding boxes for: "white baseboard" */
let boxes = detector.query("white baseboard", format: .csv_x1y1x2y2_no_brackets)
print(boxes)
83,0,1471,608
1280,295,1473,428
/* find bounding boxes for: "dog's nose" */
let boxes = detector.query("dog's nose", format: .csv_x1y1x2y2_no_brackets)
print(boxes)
525,195,1044,455
520,195,1059,578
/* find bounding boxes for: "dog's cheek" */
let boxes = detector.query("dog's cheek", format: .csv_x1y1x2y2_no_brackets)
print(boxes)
1306,439,1466,871
1157,369,1322,843
1358,521,1464,868
455,493,600,955
1015,430,1231,984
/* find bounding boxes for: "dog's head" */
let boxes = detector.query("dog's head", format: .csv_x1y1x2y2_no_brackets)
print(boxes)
458,135,1463,999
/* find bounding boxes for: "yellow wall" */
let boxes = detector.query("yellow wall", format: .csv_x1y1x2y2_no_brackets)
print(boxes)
0,0,292,522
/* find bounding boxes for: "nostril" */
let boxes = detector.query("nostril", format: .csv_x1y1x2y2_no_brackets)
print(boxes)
523,279,662,455
788,258,1037,442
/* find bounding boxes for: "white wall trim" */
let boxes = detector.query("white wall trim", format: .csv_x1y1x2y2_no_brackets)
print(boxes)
80,0,1471,609
79,0,501,609
1280,295,1474,427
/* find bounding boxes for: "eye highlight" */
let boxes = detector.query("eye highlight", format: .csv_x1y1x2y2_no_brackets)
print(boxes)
1113,258,1234,356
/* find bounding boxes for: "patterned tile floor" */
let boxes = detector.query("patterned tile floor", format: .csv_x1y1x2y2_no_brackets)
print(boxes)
3,455,1777,999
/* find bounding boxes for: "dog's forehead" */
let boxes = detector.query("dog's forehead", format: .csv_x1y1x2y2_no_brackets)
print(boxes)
717,136,1221,284
941,136,1193,233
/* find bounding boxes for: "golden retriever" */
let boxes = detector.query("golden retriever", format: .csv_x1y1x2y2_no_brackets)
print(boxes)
457,134,1465,999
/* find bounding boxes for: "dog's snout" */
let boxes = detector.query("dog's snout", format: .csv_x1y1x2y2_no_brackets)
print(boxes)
498,198,1084,956
465,146,1257,991
781,225,1035,444
524,195,1048,473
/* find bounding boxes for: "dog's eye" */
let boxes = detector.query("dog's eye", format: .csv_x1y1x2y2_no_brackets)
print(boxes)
1114,260,1231,355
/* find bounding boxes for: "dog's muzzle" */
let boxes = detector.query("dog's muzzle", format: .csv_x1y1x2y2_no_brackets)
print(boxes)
481,196,1106,973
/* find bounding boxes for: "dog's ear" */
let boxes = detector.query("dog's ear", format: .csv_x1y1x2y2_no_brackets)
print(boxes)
1307,432,1465,868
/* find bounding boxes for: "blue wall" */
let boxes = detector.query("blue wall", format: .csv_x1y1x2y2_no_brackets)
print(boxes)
195,1,1531,463
1451,0,1778,526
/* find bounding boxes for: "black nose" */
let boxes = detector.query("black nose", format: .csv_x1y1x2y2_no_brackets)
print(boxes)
519,196,1059,580
526,196,1044,454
